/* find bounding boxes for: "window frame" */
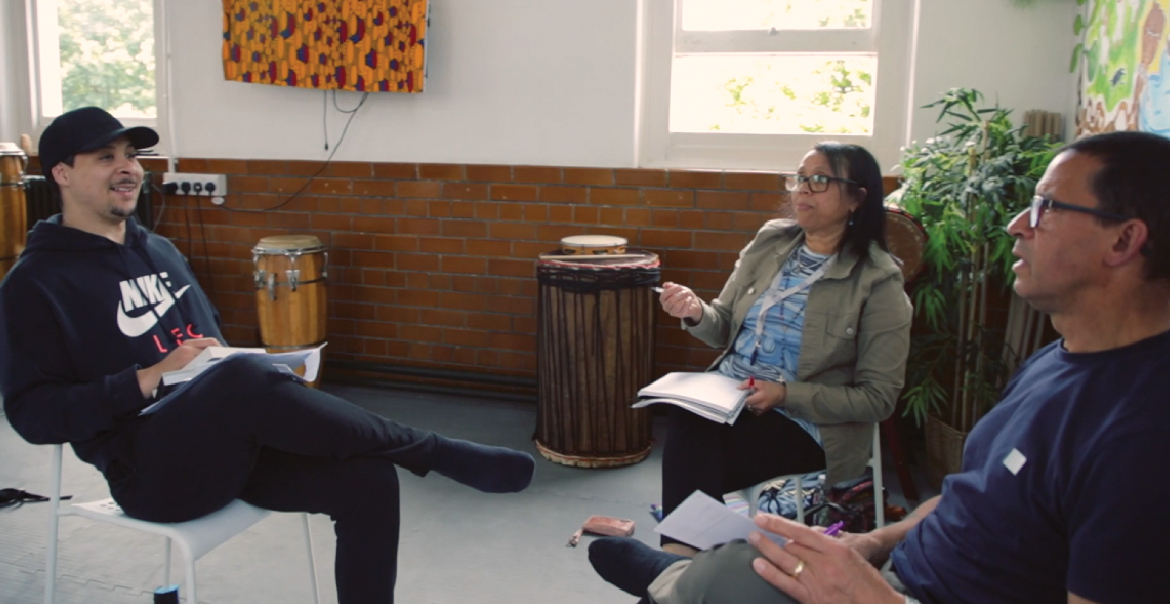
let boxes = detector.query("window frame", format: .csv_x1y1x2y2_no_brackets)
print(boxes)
25,0,170,152
637,0,914,172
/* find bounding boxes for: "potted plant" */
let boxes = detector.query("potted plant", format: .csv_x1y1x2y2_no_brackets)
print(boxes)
890,88,1059,486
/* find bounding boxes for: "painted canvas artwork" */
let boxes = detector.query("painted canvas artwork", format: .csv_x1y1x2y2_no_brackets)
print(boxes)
222,0,428,93
1075,0,1170,136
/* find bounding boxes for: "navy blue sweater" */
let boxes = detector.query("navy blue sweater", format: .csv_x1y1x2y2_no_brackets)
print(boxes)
0,215,223,473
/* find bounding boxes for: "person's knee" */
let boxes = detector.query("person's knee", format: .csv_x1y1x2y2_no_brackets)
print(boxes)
341,457,400,510
663,541,794,604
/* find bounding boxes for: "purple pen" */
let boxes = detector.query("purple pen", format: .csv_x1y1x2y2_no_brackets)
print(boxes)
823,521,846,537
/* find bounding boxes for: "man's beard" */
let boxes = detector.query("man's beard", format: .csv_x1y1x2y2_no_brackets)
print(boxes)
110,204,136,219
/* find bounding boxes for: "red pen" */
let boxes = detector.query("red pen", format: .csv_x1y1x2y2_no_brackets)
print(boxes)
748,376,756,390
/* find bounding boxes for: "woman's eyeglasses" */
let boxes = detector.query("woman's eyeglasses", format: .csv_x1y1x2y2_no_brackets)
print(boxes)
783,173,859,193
1028,195,1130,229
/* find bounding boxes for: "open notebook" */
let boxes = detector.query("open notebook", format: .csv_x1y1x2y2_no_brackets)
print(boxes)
632,371,747,424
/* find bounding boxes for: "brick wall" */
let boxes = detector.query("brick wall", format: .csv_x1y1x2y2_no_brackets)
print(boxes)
151,159,901,393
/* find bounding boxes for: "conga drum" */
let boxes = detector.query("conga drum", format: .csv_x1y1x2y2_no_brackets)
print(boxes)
535,239,659,468
884,206,927,282
0,143,28,280
253,235,328,386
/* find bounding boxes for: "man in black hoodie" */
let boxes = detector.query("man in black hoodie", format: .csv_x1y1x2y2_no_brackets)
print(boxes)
0,107,535,604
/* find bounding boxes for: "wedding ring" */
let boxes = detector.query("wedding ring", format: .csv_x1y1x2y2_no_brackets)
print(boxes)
791,559,805,578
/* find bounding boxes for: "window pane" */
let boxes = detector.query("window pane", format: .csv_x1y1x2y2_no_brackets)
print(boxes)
670,55,877,135
56,0,156,117
681,0,873,31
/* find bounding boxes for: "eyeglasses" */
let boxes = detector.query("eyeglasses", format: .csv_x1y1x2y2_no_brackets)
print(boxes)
783,173,859,193
1028,195,1130,229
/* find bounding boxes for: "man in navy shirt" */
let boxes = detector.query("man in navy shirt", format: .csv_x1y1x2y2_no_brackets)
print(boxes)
588,131,1170,604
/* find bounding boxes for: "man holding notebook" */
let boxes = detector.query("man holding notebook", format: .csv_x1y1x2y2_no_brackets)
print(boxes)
590,131,1170,603
0,107,535,604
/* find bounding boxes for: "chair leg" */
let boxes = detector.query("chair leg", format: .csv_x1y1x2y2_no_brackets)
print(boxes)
872,423,885,528
185,557,197,604
45,445,64,604
163,537,172,585
881,417,920,502
794,475,804,524
301,513,320,604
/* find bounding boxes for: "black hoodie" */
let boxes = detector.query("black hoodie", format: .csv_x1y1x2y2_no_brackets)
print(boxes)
0,215,222,473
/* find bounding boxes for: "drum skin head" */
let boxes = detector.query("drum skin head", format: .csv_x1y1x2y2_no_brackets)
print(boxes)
254,234,324,252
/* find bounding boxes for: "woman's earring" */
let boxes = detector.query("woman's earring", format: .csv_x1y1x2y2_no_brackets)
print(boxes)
848,211,855,227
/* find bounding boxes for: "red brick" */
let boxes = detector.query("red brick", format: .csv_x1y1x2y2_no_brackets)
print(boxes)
645,189,695,208
428,200,452,217
229,176,269,193
205,158,249,174
443,183,488,200
467,313,508,331
451,276,477,292
428,273,453,290
418,163,466,180
488,258,534,278
179,158,209,172
466,239,512,256
615,168,667,187
538,186,587,204
498,203,524,220
563,168,614,186
750,192,787,212
489,223,536,240
695,231,753,251
449,201,476,218
445,328,489,347
357,216,396,234
397,181,442,198
373,163,417,178
513,242,553,259
269,177,310,194
624,208,651,226
724,171,781,191
659,250,721,270
547,205,572,223
704,211,733,230
267,212,311,229
248,160,287,175
441,220,488,238
400,324,444,343
442,256,487,274
310,178,352,195
353,180,397,197
325,162,373,178
397,217,441,235
590,188,640,206
439,292,487,311
286,160,328,176
311,213,352,231
732,212,767,232
669,170,722,189
419,237,464,254
419,309,466,327
466,164,513,182
514,166,562,184
651,209,679,227
697,190,751,210
488,332,535,352
397,253,440,271
640,229,693,249
490,184,538,201
573,206,599,224
351,250,396,269
678,210,704,229
523,204,549,221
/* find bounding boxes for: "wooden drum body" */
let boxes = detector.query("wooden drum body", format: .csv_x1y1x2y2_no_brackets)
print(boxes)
0,144,28,280
535,251,659,468
253,235,328,385
885,206,927,283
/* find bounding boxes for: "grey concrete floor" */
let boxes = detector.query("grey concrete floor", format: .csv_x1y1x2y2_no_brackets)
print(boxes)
0,385,931,604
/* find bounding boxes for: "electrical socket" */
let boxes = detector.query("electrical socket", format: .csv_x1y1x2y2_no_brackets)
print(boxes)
162,172,228,197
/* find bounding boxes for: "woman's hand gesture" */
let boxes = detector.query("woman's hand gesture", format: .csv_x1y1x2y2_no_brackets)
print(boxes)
659,282,704,323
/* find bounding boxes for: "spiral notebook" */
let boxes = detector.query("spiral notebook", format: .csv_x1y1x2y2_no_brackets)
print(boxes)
632,371,747,424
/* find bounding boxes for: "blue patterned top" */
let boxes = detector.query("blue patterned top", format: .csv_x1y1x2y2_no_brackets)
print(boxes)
717,245,830,444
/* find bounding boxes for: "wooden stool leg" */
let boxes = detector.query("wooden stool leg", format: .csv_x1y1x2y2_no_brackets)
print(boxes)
881,417,919,502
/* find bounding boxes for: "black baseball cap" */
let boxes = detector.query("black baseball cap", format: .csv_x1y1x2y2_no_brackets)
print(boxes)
38,106,159,178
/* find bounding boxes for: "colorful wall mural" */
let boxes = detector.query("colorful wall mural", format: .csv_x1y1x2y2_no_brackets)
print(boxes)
222,0,428,93
1075,0,1170,136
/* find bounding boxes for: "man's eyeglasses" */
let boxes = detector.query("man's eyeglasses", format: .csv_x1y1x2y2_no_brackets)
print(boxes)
783,173,859,193
1028,195,1130,229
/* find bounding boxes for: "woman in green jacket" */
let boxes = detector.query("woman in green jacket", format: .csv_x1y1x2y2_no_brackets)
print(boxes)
657,142,912,556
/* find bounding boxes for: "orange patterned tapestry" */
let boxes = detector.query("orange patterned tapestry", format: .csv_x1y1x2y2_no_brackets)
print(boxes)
222,0,427,92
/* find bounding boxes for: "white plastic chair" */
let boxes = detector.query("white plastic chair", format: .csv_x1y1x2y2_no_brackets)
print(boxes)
738,422,885,527
45,444,320,604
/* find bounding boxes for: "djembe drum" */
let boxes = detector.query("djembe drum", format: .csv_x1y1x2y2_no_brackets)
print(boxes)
535,236,659,468
253,235,328,386
884,206,927,282
0,143,28,280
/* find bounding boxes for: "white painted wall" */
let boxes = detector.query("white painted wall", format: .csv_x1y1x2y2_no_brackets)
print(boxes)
906,0,1081,146
2,0,1081,169
168,0,639,166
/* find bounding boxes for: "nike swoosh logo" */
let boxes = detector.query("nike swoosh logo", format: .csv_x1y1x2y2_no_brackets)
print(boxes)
117,285,191,337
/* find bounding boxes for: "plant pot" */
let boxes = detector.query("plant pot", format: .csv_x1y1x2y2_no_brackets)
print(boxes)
924,414,968,489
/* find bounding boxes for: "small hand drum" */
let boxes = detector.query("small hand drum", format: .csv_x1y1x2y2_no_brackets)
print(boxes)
559,235,627,255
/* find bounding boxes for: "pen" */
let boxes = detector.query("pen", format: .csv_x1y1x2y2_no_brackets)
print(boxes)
748,376,756,390
823,521,846,537
652,286,664,293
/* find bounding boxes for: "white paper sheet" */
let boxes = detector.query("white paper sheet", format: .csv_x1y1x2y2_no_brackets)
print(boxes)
654,490,787,551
